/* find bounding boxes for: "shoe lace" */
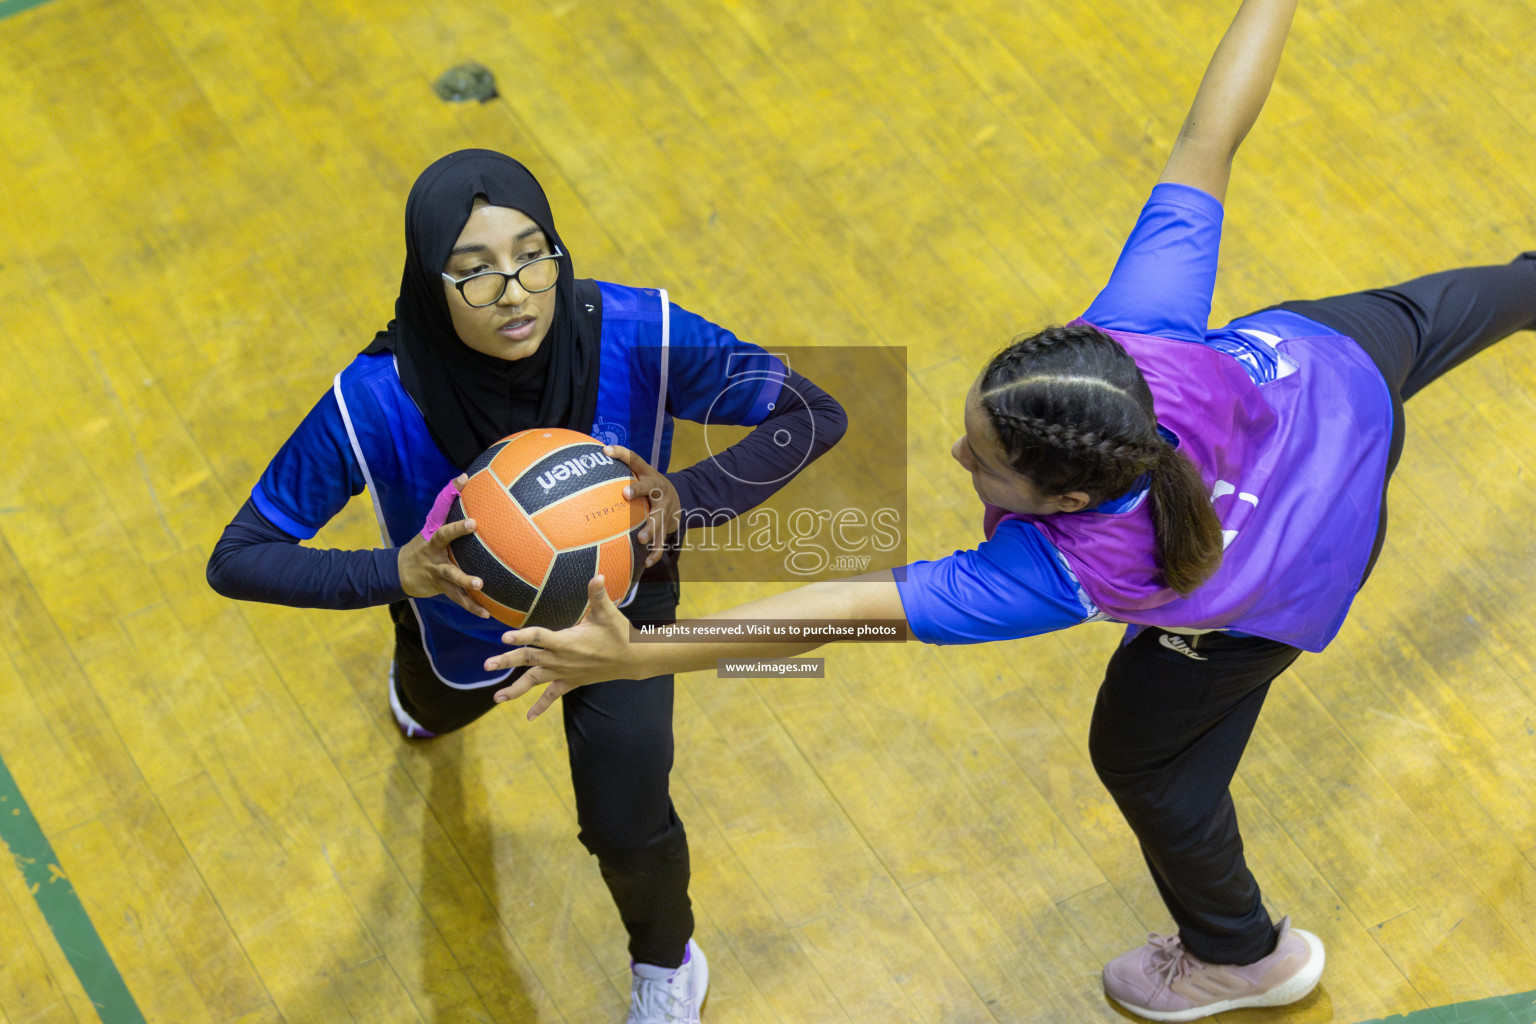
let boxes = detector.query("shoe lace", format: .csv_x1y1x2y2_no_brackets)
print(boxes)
1147,933,1198,995
628,969,697,1024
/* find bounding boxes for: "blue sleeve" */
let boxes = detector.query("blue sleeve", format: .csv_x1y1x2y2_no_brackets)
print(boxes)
663,304,784,426
206,499,405,609
251,389,368,539
1081,182,1225,344
895,520,1093,645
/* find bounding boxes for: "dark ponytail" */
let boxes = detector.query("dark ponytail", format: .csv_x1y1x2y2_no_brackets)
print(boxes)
1147,441,1223,594
979,325,1223,595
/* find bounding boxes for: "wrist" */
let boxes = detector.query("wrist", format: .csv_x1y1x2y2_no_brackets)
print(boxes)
396,541,429,598
627,634,662,679
379,546,407,599
667,471,696,519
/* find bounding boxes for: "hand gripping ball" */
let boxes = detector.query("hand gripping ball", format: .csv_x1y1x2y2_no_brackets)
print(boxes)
445,428,649,630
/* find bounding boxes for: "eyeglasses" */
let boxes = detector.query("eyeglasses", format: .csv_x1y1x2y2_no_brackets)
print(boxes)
441,246,564,307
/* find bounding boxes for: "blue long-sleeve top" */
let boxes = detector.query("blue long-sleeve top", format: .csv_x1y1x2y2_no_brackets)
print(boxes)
206,368,845,608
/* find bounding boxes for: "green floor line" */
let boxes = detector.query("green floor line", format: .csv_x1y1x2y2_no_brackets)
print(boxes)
0,0,56,18
3,727,1534,1024
0,754,145,1024
1355,990,1536,1024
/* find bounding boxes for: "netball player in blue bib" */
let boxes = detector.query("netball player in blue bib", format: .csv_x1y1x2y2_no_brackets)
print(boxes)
207,150,846,1024
482,1,1536,1019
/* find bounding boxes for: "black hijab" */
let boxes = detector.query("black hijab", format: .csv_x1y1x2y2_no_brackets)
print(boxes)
363,149,602,469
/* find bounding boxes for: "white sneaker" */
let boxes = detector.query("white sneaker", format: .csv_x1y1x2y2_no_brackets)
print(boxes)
388,663,437,739
627,939,708,1023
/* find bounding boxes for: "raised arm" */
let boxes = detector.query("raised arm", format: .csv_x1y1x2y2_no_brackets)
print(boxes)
1159,0,1299,202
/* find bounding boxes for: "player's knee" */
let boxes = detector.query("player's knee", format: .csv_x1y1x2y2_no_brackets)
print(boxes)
578,814,684,867
1091,766,1234,853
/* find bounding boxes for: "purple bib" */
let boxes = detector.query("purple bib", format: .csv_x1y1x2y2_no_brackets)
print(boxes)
985,323,1393,652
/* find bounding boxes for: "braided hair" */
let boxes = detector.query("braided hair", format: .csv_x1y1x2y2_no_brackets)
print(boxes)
979,325,1222,595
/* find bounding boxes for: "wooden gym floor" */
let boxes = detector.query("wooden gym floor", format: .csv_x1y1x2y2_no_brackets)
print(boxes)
2,0,1535,1020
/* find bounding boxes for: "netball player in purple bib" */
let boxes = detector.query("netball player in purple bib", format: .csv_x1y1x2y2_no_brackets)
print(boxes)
482,0,1536,1018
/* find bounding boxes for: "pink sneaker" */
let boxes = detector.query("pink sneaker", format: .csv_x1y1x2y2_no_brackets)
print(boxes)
1103,916,1324,1022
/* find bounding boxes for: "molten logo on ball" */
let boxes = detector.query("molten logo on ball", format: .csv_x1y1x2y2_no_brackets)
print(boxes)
535,450,616,491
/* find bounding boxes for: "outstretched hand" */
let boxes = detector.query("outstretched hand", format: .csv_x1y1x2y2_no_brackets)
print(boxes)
488,576,639,719
604,445,680,568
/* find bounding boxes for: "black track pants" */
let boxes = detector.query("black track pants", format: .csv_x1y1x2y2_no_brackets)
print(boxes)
390,583,694,969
